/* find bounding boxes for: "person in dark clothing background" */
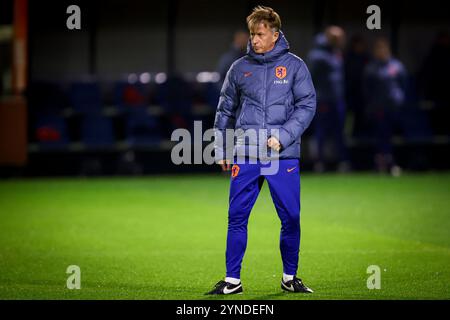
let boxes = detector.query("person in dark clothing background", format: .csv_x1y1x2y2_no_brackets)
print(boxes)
217,30,249,83
363,37,407,175
308,26,350,172
418,31,450,135
344,34,370,139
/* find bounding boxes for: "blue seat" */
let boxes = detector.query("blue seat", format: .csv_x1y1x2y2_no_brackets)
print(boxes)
154,76,193,113
81,113,115,148
113,81,148,111
35,114,69,149
126,109,161,147
69,81,102,113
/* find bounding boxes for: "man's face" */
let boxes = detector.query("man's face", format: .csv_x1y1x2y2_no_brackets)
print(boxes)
234,31,249,51
326,26,346,50
374,41,391,62
250,22,279,54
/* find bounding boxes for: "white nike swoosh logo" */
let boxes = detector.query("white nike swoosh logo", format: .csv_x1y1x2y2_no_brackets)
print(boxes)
281,281,295,292
223,284,241,294
282,281,314,293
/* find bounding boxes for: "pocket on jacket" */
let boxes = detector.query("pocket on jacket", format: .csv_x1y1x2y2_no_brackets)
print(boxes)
239,100,258,125
266,103,288,125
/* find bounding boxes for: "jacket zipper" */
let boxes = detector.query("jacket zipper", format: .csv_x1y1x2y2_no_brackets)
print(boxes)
262,54,267,129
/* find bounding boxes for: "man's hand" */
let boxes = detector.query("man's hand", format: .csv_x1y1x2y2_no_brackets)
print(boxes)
267,137,281,152
218,159,232,171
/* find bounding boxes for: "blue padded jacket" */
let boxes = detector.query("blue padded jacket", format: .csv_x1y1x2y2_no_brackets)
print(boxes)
214,31,316,160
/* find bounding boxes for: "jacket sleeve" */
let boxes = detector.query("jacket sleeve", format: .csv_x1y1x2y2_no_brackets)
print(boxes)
213,64,239,161
275,61,316,149
396,62,408,107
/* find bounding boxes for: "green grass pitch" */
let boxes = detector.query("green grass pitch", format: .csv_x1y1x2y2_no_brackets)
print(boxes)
0,173,449,300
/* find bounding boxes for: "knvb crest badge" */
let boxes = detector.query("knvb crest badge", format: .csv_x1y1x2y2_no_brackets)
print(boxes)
231,164,240,178
275,66,287,79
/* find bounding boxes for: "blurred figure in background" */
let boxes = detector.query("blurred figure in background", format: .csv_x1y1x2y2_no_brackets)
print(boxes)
308,26,350,172
363,37,407,175
418,31,450,135
344,34,370,139
217,30,249,82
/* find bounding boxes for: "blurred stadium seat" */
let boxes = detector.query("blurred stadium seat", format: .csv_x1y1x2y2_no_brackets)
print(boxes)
81,112,115,148
69,81,102,113
126,109,162,147
34,114,69,149
154,75,193,113
113,81,148,110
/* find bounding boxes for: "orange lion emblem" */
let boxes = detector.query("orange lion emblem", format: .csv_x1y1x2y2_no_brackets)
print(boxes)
275,66,287,79
231,164,240,178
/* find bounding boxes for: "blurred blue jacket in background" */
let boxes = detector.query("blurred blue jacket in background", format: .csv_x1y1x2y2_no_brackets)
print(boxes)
307,33,344,104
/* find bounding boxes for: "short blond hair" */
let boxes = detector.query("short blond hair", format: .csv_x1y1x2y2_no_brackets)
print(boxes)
246,6,281,32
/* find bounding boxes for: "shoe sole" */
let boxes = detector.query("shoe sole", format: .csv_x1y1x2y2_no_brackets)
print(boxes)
206,291,243,295
205,287,243,295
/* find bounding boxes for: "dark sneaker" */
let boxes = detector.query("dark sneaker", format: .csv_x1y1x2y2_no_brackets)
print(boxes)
281,276,313,293
205,280,243,295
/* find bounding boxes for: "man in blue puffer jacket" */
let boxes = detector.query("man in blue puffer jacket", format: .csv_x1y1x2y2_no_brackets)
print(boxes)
207,6,316,295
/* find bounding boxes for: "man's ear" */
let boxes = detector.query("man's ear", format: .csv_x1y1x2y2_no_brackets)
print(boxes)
273,31,279,43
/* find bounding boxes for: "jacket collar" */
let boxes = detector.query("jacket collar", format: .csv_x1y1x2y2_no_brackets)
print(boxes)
246,30,290,63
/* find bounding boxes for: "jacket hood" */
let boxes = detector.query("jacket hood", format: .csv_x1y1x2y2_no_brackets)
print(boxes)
247,30,290,63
